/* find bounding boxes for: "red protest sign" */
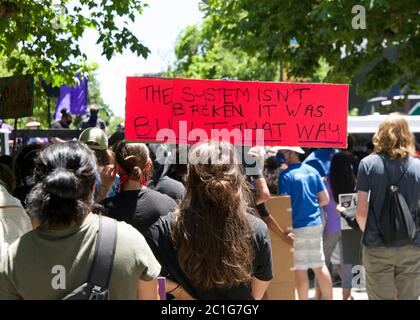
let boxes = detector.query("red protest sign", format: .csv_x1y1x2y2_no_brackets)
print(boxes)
125,77,348,147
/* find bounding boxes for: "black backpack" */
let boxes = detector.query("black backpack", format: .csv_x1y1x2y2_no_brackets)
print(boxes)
62,215,117,300
377,156,416,246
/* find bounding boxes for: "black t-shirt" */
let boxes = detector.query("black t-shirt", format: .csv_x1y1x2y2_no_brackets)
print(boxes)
356,154,420,247
144,211,273,299
102,188,177,234
148,176,185,203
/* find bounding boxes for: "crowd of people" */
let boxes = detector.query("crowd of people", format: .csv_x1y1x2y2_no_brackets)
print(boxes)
0,113,419,300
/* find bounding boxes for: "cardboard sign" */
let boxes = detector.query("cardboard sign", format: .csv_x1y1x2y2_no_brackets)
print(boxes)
0,75,34,119
265,196,296,300
126,77,348,147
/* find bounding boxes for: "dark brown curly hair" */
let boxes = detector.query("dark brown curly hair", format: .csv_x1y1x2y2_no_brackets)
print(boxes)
171,141,254,290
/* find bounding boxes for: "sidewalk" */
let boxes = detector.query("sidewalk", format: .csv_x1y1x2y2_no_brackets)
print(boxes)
307,287,368,300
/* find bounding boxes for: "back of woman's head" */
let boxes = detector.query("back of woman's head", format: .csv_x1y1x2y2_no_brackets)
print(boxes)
373,114,415,159
14,143,45,187
329,152,356,203
27,141,99,226
173,141,254,290
114,140,150,179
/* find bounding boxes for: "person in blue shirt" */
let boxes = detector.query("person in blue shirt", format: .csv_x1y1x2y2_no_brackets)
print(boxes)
277,146,332,300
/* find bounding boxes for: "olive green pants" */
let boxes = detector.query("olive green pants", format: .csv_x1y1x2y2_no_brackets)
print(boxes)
362,245,420,300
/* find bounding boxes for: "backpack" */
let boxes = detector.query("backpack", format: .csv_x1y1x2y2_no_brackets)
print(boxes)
377,156,416,246
62,215,117,300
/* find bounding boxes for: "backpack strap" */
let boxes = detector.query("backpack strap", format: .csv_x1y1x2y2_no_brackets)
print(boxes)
380,155,410,186
88,215,118,288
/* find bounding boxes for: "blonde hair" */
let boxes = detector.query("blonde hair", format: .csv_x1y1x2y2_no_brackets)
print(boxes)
373,114,415,159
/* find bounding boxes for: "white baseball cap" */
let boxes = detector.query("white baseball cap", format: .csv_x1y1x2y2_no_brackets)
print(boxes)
270,146,305,154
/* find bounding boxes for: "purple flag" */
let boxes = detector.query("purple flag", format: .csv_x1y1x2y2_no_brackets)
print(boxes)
54,74,88,120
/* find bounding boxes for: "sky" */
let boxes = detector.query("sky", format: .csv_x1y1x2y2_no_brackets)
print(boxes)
78,0,204,118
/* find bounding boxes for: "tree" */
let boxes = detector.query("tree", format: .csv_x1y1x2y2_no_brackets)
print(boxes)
167,20,279,81
0,0,149,87
203,0,419,97
87,74,112,125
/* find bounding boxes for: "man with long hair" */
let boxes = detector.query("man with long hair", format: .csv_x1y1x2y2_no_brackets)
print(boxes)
356,114,420,300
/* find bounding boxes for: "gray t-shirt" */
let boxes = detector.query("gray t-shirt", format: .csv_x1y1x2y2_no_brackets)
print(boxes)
356,153,420,247
0,214,161,299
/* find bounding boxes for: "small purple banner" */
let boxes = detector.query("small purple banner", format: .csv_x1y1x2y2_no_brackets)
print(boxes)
54,74,88,120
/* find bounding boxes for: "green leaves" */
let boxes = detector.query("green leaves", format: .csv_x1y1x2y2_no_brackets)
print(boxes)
167,19,279,81
1,0,149,86
203,0,419,98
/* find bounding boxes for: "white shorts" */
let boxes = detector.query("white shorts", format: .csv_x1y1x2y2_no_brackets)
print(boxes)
293,224,325,270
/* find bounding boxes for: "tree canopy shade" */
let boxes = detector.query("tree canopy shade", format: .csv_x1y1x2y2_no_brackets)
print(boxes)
167,22,280,81
203,0,420,97
0,0,149,86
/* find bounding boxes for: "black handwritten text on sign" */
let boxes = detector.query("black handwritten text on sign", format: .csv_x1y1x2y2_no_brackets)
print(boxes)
125,78,348,147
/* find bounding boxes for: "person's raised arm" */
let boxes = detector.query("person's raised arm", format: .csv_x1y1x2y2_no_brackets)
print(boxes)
255,177,271,204
96,164,117,202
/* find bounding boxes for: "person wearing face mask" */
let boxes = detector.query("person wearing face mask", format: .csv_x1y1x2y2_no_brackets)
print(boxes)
79,104,107,131
52,108,73,129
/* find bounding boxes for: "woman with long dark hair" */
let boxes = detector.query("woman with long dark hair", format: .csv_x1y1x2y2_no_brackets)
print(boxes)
330,153,356,205
0,141,160,299
324,152,358,300
145,141,273,299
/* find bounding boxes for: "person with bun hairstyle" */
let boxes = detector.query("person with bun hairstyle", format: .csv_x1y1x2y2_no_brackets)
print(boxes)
144,141,273,299
0,141,161,299
102,141,177,234
52,108,73,129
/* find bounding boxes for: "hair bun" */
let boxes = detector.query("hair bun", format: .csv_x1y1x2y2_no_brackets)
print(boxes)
44,168,80,199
